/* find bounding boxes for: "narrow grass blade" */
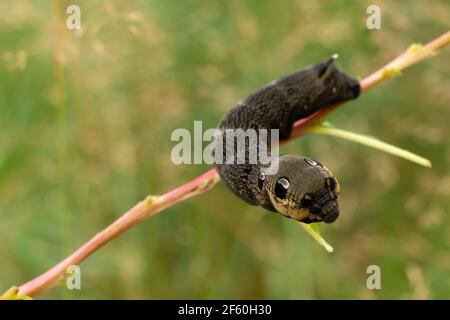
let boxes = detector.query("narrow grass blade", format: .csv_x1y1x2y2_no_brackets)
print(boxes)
310,123,432,168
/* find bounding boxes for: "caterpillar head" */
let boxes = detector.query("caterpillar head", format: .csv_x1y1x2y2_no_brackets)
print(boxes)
261,155,340,223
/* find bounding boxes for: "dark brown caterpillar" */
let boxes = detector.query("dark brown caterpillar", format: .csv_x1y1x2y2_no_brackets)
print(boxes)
214,56,360,223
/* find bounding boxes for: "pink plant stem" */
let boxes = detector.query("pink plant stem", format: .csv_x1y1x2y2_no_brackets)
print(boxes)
18,169,220,297
13,30,450,298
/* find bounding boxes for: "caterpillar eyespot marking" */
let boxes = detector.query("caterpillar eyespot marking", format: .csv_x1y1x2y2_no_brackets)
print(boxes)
274,185,288,199
274,178,290,200
305,157,318,166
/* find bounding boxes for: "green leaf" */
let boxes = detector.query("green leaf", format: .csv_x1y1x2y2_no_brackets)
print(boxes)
310,222,321,234
297,222,334,253
310,122,432,168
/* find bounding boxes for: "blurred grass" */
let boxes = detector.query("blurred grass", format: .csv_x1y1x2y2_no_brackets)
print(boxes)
0,0,449,299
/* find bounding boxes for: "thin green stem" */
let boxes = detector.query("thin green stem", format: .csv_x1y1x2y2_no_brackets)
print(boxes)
310,123,432,168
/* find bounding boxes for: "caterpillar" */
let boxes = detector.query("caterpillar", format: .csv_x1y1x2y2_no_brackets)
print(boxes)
213,56,360,223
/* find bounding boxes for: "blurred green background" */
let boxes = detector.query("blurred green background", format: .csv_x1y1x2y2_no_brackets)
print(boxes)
0,0,449,299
